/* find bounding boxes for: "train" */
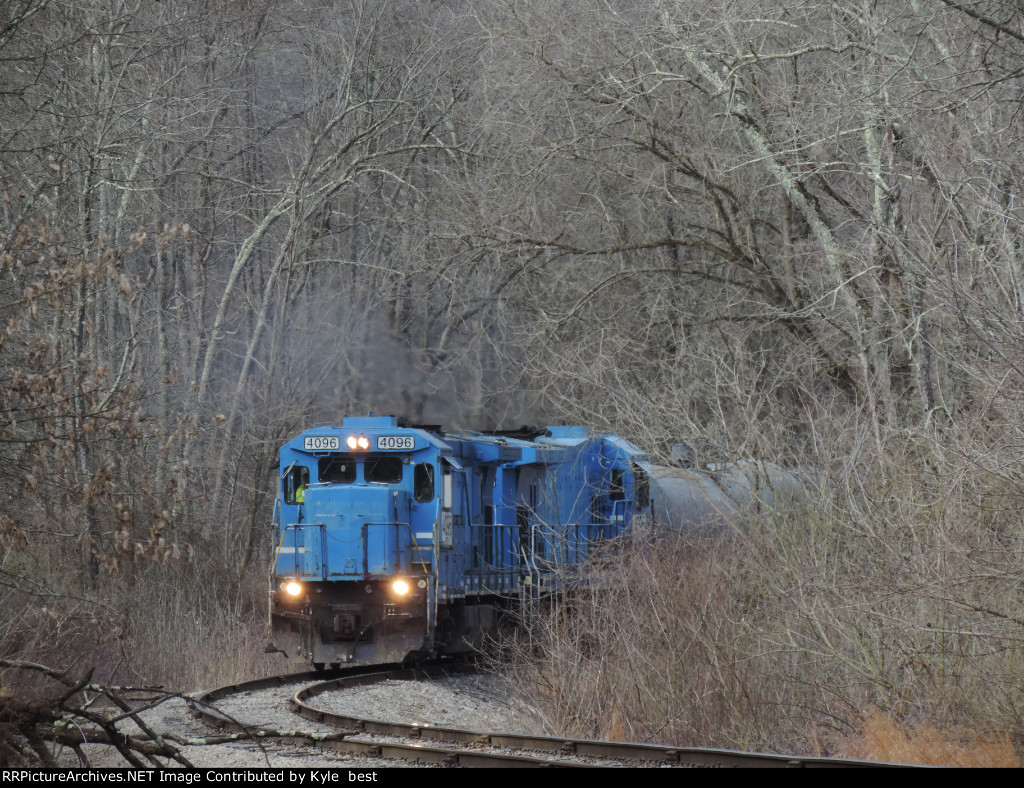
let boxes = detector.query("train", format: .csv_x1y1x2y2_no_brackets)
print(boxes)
269,415,806,668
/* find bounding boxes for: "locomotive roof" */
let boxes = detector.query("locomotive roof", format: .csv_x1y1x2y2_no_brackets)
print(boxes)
286,417,647,464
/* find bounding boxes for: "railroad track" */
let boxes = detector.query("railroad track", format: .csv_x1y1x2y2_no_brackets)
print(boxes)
193,662,907,768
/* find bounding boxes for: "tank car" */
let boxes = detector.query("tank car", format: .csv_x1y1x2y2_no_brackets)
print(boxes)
269,416,804,668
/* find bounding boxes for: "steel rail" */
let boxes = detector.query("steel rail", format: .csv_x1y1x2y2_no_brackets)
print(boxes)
194,662,918,768
193,661,589,767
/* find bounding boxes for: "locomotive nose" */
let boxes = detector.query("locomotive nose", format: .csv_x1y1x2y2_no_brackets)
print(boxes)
307,485,409,579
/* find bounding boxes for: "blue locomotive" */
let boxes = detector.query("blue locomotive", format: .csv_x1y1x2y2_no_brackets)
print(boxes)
269,415,653,667
269,415,807,667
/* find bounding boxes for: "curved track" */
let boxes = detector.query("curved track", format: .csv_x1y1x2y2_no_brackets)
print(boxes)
194,663,910,768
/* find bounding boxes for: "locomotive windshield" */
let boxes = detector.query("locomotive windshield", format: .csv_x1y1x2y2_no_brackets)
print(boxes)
310,454,407,485
365,455,403,484
318,455,355,483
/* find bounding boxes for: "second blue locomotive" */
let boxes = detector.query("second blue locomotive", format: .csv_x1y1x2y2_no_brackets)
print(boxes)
270,416,651,667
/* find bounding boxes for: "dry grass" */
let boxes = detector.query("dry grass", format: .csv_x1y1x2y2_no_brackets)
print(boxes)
842,711,1020,767
1,549,279,694
494,535,780,747
494,440,1024,763
122,560,280,691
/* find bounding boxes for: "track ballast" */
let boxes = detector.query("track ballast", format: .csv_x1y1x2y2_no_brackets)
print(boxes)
193,662,912,768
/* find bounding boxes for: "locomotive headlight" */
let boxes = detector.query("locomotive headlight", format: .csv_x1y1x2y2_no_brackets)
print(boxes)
346,436,358,450
284,581,303,597
391,579,410,596
357,436,370,450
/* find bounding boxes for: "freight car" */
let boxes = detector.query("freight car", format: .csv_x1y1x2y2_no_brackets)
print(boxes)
269,415,803,668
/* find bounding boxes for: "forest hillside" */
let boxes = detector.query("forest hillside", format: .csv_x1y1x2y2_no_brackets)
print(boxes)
2,0,1023,763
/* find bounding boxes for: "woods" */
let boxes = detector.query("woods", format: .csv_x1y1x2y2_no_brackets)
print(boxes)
2,0,1024,762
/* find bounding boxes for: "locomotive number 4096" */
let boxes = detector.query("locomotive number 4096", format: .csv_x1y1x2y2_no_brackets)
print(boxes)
303,435,341,451
377,435,415,450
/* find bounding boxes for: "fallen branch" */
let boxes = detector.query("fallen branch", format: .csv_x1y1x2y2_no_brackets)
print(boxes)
0,659,353,767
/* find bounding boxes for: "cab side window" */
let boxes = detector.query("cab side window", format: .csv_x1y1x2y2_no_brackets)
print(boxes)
609,469,624,501
632,463,650,508
284,466,309,504
414,463,434,502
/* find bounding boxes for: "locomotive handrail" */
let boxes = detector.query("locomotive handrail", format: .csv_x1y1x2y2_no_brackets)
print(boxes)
274,522,329,579
466,519,613,568
403,519,433,576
